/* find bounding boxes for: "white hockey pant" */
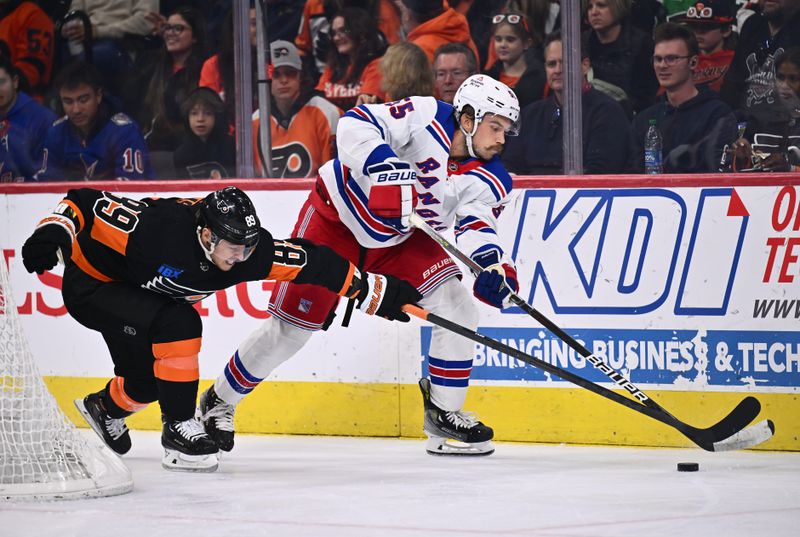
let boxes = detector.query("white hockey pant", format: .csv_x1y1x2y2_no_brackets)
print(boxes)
214,315,313,405
418,278,479,412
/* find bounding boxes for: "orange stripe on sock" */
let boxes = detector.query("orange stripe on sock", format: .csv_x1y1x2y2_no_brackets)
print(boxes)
152,338,202,382
108,376,149,412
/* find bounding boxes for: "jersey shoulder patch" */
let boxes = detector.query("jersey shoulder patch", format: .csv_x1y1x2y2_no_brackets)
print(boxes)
111,113,133,126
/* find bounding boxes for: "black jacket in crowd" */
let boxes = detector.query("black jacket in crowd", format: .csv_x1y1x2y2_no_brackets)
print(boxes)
172,117,235,180
720,9,800,112
627,89,738,173
586,21,659,114
502,87,630,175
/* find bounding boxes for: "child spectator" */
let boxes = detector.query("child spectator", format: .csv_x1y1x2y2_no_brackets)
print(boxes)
0,56,57,182
125,7,207,156
673,0,737,93
173,87,235,179
584,0,659,113
36,61,153,181
379,41,434,101
315,7,386,111
484,12,545,109
252,40,341,178
0,1,54,99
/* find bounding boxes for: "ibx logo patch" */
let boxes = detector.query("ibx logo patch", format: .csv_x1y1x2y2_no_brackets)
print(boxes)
298,298,313,313
158,264,185,278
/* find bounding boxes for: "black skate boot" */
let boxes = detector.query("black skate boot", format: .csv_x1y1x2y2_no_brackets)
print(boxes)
74,390,132,455
419,378,494,456
161,416,219,472
197,385,235,452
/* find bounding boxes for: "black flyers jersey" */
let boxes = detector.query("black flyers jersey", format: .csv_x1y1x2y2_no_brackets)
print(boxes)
42,188,356,303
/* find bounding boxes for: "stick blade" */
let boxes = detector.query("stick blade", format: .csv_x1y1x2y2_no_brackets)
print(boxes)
712,419,775,452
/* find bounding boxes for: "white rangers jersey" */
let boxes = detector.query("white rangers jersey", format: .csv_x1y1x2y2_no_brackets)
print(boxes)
318,96,513,263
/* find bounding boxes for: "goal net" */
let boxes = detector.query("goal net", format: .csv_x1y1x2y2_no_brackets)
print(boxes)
0,260,132,501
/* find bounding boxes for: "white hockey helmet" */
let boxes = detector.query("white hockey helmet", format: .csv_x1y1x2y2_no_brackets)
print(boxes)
453,74,520,136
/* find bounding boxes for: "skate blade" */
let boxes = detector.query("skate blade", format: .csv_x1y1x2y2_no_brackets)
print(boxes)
73,398,127,456
162,448,219,473
425,436,495,457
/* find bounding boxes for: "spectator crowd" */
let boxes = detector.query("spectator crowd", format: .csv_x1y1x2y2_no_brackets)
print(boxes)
0,0,798,182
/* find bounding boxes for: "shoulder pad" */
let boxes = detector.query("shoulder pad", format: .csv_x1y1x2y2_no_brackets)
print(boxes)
111,113,133,126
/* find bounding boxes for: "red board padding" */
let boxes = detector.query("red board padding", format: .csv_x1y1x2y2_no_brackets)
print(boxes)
0,173,796,195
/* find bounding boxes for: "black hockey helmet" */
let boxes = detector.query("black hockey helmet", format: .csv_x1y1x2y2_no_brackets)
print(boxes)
196,187,260,248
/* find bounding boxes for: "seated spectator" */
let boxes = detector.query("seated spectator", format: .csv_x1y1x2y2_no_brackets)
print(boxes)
173,87,235,179
485,12,546,109
432,42,477,103
252,40,341,178
720,0,800,111
627,23,737,173
730,47,800,172
672,0,737,93
502,31,629,175
0,56,57,182
125,7,207,155
295,0,401,77
35,61,153,181
0,1,54,99
585,0,659,114
315,7,386,111
397,0,480,66
379,41,434,101
60,1,158,95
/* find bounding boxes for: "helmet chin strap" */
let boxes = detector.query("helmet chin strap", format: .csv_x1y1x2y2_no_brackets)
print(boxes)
197,227,216,262
459,114,480,159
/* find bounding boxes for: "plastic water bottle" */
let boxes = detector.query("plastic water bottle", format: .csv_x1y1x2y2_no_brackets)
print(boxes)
644,119,663,174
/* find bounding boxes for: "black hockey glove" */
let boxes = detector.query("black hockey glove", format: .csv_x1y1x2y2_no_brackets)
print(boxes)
357,273,423,322
21,224,72,274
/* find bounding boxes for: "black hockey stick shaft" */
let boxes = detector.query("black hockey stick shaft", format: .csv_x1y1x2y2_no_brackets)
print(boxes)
404,304,769,451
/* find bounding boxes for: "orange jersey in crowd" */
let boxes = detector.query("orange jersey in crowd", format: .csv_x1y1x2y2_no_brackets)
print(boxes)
406,6,479,66
252,95,342,178
0,1,54,92
295,0,401,58
199,55,224,97
316,58,382,111
693,49,735,94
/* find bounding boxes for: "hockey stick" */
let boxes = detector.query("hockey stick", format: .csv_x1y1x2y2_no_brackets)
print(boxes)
408,213,775,451
403,304,774,452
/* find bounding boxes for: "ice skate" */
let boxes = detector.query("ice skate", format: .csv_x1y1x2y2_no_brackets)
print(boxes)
197,385,236,452
161,417,219,472
418,378,494,456
74,390,132,455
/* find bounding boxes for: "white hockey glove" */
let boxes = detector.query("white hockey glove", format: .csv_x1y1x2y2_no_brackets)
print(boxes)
366,160,419,231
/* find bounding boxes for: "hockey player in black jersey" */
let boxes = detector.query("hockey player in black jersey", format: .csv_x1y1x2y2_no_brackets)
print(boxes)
20,187,421,472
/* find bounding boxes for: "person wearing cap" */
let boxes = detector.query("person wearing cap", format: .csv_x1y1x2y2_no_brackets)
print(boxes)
396,0,480,66
672,0,737,93
627,22,737,173
253,40,342,178
502,30,630,175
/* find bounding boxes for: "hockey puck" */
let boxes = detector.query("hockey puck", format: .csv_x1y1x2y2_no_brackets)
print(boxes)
677,462,699,472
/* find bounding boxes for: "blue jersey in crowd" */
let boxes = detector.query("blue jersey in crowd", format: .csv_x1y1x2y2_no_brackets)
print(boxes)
0,91,57,182
36,110,153,181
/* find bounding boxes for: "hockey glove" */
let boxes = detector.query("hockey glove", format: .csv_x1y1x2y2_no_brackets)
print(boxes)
21,224,72,274
471,248,519,309
357,273,423,322
366,160,418,231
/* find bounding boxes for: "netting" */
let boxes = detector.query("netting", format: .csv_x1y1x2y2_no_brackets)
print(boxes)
0,261,133,501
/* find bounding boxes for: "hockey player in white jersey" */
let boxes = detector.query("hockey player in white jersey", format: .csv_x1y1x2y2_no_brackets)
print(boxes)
199,74,520,456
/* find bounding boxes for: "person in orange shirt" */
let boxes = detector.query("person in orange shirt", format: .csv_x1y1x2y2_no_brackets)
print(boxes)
672,0,736,94
253,40,342,178
315,7,386,111
0,0,54,98
484,12,545,109
396,0,480,66
295,0,401,76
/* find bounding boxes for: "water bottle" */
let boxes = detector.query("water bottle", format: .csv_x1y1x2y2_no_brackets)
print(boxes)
644,119,663,174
